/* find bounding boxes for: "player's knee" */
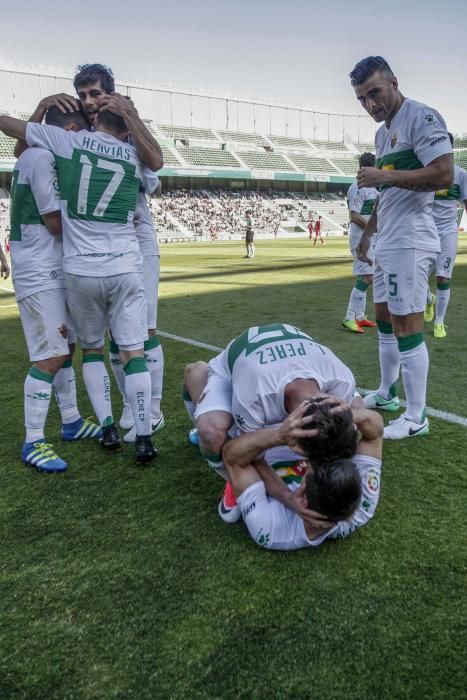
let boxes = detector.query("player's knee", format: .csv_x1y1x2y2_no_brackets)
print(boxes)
35,355,66,376
184,361,208,387
197,416,229,454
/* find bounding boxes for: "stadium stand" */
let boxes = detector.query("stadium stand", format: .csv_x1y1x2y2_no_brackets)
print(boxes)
356,142,375,153
239,151,297,171
454,136,467,149
310,139,350,152
217,130,270,148
0,134,15,159
177,146,243,168
288,154,339,174
159,124,217,142
331,158,359,176
268,135,312,149
454,150,467,169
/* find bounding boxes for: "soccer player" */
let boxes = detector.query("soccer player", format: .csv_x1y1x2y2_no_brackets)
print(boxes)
7,107,102,472
424,133,467,338
245,211,255,258
0,109,161,463
221,397,383,551
71,64,165,443
183,322,357,521
350,56,453,439
307,218,314,240
313,216,324,246
342,153,378,334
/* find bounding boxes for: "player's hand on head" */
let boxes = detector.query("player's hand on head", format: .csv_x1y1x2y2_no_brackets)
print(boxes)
40,93,79,114
320,395,350,415
278,400,318,452
99,93,137,117
290,484,331,529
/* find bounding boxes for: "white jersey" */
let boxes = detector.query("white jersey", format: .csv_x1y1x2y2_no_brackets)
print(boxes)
237,450,381,551
433,165,467,237
26,123,159,276
375,98,452,253
347,181,378,250
10,147,63,301
210,323,356,433
134,191,159,256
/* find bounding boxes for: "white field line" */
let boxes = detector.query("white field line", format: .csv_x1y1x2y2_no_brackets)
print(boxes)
158,330,467,428
0,303,17,309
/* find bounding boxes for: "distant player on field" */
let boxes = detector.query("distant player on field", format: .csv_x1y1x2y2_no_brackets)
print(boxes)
342,152,378,334
313,216,324,246
0,110,161,463
350,55,453,440
307,218,314,240
424,133,467,338
6,108,102,473
245,211,255,258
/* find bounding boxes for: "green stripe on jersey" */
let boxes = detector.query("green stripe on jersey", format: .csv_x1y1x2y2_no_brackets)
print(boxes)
434,184,461,201
376,149,423,191
10,169,42,240
361,199,376,215
55,149,141,224
227,323,313,372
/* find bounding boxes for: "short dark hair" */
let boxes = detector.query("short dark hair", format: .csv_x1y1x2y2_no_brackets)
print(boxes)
297,399,358,464
74,63,115,94
95,109,127,135
448,132,454,147
359,152,375,168
45,106,88,130
305,459,362,521
349,56,394,86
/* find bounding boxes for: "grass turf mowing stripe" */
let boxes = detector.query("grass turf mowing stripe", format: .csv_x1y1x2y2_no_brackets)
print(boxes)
157,330,467,428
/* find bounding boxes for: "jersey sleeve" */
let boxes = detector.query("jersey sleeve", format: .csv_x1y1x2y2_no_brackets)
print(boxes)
26,123,70,158
327,455,381,540
349,187,363,213
457,167,467,202
411,106,452,167
28,150,61,215
141,168,160,195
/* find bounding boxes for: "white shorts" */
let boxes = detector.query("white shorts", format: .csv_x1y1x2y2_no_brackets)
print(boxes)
193,365,232,421
436,233,457,278
351,238,375,277
142,255,160,330
18,289,76,361
65,272,148,351
237,481,302,551
373,248,436,315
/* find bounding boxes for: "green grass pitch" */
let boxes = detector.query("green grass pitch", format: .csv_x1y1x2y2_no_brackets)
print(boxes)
0,236,466,699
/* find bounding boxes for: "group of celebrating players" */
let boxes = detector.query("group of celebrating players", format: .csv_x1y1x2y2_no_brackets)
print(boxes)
0,55,461,551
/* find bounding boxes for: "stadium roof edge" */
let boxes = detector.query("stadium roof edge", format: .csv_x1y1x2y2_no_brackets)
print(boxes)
0,65,367,119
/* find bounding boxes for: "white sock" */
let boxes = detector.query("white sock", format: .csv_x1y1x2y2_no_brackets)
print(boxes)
24,369,53,443
109,341,126,403
427,289,434,305
144,337,164,418
82,356,113,426
124,358,151,436
345,288,366,320
53,364,80,424
399,340,429,423
183,388,196,425
435,288,450,324
377,330,400,399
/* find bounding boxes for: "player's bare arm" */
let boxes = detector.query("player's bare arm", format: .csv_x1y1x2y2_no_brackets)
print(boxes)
99,93,163,171
13,94,79,158
42,212,62,237
349,211,368,229
0,116,27,140
356,204,378,263
0,242,10,279
358,153,454,192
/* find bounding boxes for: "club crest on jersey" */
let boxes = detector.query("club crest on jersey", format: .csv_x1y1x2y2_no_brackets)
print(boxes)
367,470,379,493
58,324,68,339
390,132,398,149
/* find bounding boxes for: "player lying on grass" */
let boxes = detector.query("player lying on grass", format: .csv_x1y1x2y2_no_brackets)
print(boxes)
0,109,159,464
222,396,383,550
183,322,358,521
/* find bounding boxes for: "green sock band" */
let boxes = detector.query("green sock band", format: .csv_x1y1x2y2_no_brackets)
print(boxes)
83,354,104,364
144,335,161,351
389,382,398,399
355,277,370,292
62,359,73,369
376,320,393,334
182,387,192,402
109,339,119,354
29,366,54,383
436,281,450,291
397,333,424,352
124,356,148,375
200,448,223,463
102,416,114,427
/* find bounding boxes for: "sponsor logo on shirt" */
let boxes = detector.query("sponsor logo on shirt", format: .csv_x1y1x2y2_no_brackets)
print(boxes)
58,324,68,339
256,529,270,547
243,501,256,517
430,135,447,147
424,113,434,124
235,413,246,427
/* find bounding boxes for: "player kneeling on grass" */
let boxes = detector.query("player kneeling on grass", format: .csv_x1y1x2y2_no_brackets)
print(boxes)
222,397,383,550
